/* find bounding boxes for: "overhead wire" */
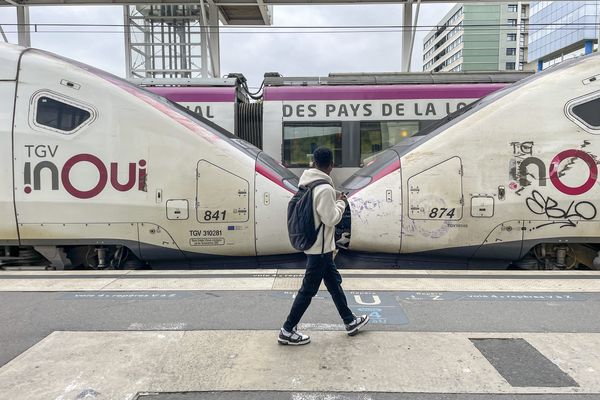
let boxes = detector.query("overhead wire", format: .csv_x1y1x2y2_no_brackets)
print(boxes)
1,22,600,35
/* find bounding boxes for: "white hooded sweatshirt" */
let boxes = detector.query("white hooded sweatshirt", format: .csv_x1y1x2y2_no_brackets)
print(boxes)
298,168,347,255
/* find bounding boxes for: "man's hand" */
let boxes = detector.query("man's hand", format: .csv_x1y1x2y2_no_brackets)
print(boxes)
337,192,347,202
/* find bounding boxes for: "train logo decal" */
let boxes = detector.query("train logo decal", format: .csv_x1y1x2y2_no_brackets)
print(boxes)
510,142,599,196
23,145,147,199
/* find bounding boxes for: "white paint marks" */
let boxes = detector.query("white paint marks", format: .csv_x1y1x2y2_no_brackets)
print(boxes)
297,323,345,331
353,294,381,305
292,393,373,400
127,322,187,330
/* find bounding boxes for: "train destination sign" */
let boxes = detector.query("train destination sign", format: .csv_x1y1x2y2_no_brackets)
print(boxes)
281,99,472,120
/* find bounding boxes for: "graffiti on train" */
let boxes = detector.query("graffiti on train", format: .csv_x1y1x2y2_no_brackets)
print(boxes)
22,145,147,199
526,190,597,225
510,142,599,196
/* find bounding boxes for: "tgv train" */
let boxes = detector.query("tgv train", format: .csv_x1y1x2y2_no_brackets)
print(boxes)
141,72,531,186
337,52,600,270
0,43,301,269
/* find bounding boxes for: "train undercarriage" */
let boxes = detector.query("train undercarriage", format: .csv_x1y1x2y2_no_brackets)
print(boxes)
2,242,600,271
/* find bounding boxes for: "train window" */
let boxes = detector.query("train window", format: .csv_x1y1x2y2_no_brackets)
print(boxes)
282,123,342,168
341,149,399,192
570,97,600,129
257,152,299,192
360,121,419,165
36,97,91,133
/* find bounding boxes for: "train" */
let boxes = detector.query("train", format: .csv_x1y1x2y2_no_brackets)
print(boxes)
140,71,532,186
0,42,301,269
337,52,600,270
2,42,598,271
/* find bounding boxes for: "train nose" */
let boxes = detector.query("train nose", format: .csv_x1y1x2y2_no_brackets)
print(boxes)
337,149,402,253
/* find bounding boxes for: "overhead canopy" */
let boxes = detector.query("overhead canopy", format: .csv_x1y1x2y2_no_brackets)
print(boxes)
0,0,572,25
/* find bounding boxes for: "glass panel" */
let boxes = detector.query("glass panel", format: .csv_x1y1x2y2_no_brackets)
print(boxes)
572,98,600,128
341,149,399,191
36,97,90,132
257,152,299,191
359,121,420,165
282,123,342,168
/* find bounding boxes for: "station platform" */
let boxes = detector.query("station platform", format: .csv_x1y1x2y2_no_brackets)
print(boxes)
1,269,600,400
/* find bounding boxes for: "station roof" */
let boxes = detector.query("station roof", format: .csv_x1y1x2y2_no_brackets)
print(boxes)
0,0,570,26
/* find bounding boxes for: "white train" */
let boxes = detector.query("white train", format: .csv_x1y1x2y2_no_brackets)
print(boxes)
338,52,600,270
0,43,300,269
2,42,596,271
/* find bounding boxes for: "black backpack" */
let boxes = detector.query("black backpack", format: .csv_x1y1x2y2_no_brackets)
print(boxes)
287,179,331,252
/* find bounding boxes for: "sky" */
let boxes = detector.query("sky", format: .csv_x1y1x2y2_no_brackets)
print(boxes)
0,3,455,88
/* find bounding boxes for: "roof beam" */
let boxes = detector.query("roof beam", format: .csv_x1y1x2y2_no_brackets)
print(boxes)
1,0,568,6
256,0,271,25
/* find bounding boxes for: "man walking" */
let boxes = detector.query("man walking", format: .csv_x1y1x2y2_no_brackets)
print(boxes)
278,146,369,345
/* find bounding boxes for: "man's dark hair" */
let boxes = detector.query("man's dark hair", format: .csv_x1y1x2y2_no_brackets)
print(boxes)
313,146,333,169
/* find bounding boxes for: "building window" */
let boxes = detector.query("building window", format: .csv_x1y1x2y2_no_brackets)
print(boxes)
36,96,91,133
506,48,517,56
360,121,420,164
508,19,517,26
571,98,600,129
507,33,517,42
506,62,516,70
282,123,342,168
508,4,518,12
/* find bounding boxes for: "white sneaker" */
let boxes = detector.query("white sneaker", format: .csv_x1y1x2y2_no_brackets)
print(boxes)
345,314,370,336
278,327,311,345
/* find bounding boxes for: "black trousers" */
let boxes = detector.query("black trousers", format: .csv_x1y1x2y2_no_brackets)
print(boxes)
283,252,354,331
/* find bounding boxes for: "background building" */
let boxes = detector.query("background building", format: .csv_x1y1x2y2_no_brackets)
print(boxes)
528,1,599,71
423,2,530,72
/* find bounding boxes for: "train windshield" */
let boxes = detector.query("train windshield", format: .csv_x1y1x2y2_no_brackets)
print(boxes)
342,149,399,191
257,152,299,192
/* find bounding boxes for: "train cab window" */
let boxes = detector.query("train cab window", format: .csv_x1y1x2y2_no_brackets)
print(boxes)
359,121,419,165
257,152,299,192
283,123,342,168
36,97,91,133
570,97,600,129
341,149,399,192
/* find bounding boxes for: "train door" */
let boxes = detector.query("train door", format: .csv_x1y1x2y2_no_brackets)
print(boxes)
194,159,256,256
403,156,464,254
407,157,464,221
0,82,18,244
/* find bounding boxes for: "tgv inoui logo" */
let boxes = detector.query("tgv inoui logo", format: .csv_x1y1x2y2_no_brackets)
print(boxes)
23,145,147,199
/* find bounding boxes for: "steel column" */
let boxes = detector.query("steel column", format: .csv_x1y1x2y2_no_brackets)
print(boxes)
208,1,220,77
16,5,30,47
401,1,413,72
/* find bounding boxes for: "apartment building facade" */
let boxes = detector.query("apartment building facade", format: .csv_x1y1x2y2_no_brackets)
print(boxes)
423,2,530,72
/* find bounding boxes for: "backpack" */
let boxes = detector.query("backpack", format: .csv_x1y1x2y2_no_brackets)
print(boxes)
287,179,331,252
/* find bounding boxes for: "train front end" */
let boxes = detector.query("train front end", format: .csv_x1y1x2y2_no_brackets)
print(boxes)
337,148,403,267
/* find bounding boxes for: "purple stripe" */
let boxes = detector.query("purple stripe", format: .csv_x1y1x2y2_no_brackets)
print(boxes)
263,84,507,101
146,87,236,102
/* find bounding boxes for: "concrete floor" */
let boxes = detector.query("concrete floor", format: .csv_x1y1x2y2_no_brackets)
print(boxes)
0,270,599,400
